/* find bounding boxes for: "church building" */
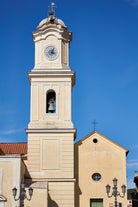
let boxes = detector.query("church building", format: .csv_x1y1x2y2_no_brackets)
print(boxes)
0,3,128,207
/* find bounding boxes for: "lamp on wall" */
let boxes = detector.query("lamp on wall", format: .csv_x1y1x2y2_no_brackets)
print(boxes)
12,182,33,207
105,178,126,207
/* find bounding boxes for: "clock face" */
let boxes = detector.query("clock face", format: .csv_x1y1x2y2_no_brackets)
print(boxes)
44,46,58,60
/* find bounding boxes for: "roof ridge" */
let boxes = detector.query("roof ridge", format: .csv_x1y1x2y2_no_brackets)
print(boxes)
0,142,27,144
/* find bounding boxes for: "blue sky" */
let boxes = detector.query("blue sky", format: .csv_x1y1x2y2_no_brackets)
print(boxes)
0,0,138,189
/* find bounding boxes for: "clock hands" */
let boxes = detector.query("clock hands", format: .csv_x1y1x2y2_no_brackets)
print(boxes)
51,48,55,55
49,48,55,56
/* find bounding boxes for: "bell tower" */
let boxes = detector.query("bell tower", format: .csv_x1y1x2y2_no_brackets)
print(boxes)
26,3,76,207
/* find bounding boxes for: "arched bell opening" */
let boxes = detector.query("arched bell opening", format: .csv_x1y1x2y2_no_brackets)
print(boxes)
46,90,56,113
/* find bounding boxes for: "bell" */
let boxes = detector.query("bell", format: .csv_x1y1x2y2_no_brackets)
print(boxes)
48,100,55,113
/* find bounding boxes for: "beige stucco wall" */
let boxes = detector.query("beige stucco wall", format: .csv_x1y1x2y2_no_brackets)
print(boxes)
75,131,128,207
27,131,75,179
48,182,75,207
0,155,21,207
24,181,75,207
24,184,48,207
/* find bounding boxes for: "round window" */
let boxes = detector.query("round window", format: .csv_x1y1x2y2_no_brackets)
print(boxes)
93,138,98,143
92,173,101,181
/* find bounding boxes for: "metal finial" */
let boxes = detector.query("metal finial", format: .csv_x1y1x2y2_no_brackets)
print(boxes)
49,2,56,16
92,120,98,131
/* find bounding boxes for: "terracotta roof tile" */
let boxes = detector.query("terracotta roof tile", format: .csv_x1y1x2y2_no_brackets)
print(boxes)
0,143,27,155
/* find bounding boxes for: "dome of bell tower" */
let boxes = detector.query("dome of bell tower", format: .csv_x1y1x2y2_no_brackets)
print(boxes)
38,16,67,29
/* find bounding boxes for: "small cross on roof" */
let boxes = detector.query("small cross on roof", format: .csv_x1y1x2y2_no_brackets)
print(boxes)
92,120,98,131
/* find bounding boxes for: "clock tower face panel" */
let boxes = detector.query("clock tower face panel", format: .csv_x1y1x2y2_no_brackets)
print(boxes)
34,35,62,69
43,35,60,62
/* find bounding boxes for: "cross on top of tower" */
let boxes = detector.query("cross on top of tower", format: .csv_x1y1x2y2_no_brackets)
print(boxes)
48,2,56,16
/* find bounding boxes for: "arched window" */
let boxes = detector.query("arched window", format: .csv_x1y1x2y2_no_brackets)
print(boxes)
46,90,56,113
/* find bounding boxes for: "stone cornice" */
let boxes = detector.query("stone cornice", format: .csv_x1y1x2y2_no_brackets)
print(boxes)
26,128,76,136
28,70,76,86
